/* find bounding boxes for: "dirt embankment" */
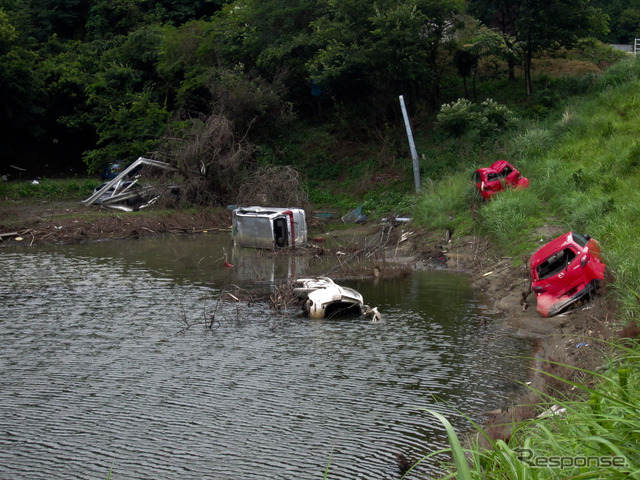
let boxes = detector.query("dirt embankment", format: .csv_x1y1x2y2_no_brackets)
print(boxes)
0,200,232,246
1,200,628,443
442,231,623,445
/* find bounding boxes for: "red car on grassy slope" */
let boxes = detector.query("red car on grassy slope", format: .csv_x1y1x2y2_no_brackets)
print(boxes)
472,160,529,199
530,232,605,317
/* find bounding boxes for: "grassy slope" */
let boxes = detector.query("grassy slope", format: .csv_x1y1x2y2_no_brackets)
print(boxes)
417,56,640,318
419,56,640,479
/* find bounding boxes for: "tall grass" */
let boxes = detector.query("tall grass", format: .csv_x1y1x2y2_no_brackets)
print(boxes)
0,178,99,200
418,55,640,321
478,188,541,253
507,127,558,166
414,174,476,234
423,341,640,480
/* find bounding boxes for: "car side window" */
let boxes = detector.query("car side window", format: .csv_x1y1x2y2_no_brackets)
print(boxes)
572,232,590,247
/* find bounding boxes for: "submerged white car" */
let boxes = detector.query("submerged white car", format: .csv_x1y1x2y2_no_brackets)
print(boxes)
294,277,364,319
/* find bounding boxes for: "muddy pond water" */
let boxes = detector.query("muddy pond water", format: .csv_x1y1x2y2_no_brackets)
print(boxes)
0,233,533,479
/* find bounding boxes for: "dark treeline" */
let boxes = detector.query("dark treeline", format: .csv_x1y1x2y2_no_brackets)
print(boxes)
0,0,629,199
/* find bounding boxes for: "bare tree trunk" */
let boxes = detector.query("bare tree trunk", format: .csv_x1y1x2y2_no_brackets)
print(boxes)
524,49,533,96
504,37,517,82
508,58,516,81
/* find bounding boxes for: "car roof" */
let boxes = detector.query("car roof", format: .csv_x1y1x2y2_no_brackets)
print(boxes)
475,160,515,175
490,160,512,171
530,232,577,267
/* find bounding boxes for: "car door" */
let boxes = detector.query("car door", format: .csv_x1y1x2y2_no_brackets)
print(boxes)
551,246,588,296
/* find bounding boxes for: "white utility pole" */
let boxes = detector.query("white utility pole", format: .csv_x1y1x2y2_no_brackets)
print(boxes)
399,95,421,193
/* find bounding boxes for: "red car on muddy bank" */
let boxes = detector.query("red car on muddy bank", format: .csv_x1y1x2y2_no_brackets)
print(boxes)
530,232,606,317
472,160,529,199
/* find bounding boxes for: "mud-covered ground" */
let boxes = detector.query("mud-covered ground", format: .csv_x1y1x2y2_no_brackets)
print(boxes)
444,231,622,445
0,200,233,245
1,199,627,444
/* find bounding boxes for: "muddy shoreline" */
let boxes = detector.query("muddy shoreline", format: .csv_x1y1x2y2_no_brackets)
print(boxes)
0,200,619,443
444,233,617,444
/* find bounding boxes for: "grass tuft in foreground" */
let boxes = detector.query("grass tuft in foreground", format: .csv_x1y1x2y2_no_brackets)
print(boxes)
420,340,640,479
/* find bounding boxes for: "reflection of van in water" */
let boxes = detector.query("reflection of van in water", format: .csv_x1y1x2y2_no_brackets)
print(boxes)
232,207,308,249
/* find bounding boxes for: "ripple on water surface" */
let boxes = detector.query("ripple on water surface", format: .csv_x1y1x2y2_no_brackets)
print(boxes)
0,247,532,479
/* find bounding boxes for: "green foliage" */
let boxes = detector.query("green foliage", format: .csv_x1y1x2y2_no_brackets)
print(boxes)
593,55,640,90
307,0,464,121
0,45,46,160
432,341,640,479
85,0,147,40
507,127,557,166
0,178,99,200
414,174,475,233
0,8,17,50
478,188,541,251
470,0,609,95
84,87,169,173
595,1,640,43
307,188,352,212
515,0,609,53
362,189,414,218
435,98,518,139
435,98,481,137
480,98,518,131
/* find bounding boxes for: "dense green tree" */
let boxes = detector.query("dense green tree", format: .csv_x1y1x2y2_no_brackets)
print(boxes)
83,87,169,171
85,0,148,40
469,0,608,95
28,0,89,41
0,7,17,50
613,8,640,43
157,16,297,143
147,0,224,25
0,46,45,167
246,0,326,117
467,2,520,80
0,4,47,170
0,0,34,45
592,0,640,43
171,0,325,118
454,20,515,100
516,0,608,95
37,38,101,173
77,27,167,171
85,0,225,40
307,0,464,127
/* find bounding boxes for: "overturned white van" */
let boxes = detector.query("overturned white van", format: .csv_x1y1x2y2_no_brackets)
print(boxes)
231,207,307,249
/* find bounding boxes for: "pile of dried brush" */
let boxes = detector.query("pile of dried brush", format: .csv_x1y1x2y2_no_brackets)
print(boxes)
156,113,257,205
237,165,310,210
269,279,306,314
